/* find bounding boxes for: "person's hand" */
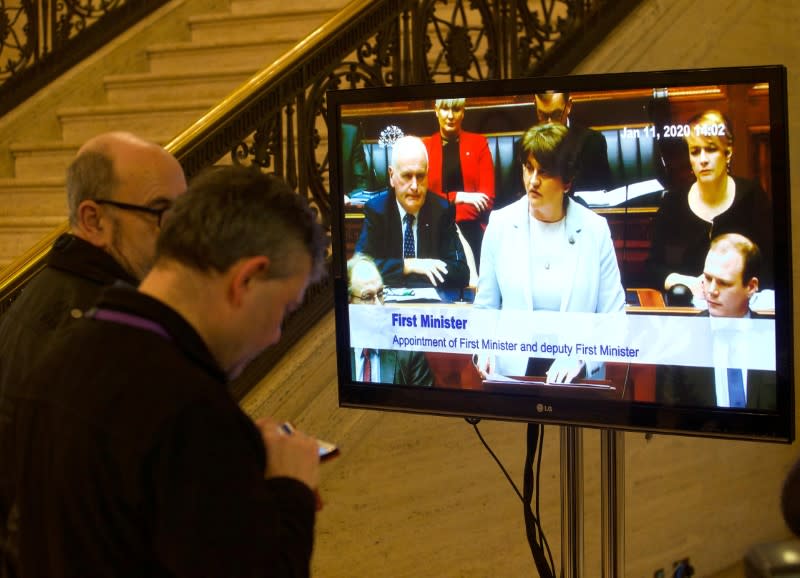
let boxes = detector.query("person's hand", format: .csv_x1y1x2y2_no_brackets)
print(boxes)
455,191,490,212
404,258,448,286
546,357,585,384
473,352,494,379
255,418,320,494
664,272,703,297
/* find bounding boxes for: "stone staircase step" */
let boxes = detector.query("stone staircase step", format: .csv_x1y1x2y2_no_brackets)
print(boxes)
2,0,353,268
189,10,334,44
145,39,299,74
9,142,80,180
0,217,65,269
56,101,217,142
104,68,259,104
0,178,66,217
231,0,348,15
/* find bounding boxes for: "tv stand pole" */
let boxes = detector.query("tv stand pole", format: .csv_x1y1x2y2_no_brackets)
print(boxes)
601,429,625,577
560,427,625,578
560,425,583,578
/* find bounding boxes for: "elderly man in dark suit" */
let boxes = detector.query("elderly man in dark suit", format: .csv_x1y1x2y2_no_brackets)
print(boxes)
657,233,775,409
354,135,469,289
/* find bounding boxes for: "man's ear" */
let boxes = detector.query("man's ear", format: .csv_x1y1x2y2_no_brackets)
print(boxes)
563,99,573,122
229,256,271,307
75,200,108,246
746,276,759,298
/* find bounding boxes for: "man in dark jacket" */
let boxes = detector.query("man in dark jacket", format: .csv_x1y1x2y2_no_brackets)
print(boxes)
347,253,434,385
0,131,186,577
355,135,469,289
3,165,327,577
533,91,614,193
0,132,186,395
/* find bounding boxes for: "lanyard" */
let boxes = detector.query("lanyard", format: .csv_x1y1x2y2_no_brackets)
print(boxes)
87,307,172,342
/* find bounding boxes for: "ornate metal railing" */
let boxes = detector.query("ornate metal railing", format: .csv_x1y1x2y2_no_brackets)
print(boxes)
0,0,645,397
0,0,170,117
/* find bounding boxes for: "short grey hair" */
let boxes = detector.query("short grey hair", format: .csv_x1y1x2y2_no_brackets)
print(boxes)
65,151,117,226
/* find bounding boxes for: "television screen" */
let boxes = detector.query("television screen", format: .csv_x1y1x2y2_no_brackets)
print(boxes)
327,65,794,442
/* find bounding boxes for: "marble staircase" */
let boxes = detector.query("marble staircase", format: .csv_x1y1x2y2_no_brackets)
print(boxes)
0,0,350,268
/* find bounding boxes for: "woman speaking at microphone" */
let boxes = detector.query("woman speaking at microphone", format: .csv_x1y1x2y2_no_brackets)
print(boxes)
474,123,625,383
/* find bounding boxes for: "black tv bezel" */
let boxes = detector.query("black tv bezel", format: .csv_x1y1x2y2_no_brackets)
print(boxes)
327,65,794,443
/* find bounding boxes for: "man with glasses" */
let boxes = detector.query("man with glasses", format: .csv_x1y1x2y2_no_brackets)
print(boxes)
0,131,185,576
348,253,433,385
0,130,185,391
4,165,327,577
533,91,613,194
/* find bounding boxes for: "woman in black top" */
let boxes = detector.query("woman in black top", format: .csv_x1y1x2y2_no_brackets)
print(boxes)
647,110,772,293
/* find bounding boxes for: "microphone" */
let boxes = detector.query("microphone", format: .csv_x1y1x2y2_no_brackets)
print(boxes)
666,283,693,307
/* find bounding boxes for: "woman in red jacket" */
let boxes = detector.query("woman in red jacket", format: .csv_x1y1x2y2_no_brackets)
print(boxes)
424,98,495,268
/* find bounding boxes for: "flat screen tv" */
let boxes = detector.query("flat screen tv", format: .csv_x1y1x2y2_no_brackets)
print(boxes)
327,65,794,442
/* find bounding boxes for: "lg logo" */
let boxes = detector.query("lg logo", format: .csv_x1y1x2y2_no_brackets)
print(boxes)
536,403,553,413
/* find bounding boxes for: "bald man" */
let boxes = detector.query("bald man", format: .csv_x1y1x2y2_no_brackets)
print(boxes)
348,253,434,385
0,132,185,574
0,132,186,391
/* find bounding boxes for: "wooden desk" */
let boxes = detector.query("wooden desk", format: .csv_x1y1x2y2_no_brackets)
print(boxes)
425,352,627,400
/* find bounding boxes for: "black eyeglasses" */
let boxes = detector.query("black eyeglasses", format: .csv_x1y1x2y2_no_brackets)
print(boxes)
350,288,386,304
95,199,172,227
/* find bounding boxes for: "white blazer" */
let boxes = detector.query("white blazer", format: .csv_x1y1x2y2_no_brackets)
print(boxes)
475,196,626,376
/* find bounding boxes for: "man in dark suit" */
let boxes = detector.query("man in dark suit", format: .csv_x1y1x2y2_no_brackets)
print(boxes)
355,135,469,289
533,91,614,193
0,132,186,578
657,233,775,409
348,254,434,386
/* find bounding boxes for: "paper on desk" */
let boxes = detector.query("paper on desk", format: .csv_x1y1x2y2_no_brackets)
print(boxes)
483,373,548,386
383,287,442,302
575,179,664,207
483,372,614,389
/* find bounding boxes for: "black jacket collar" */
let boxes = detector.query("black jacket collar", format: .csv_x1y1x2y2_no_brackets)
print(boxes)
47,233,137,287
94,284,227,383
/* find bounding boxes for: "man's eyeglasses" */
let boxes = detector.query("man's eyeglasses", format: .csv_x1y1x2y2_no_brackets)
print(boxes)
537,109,568,123
350,289,385,304
95,199,173,227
